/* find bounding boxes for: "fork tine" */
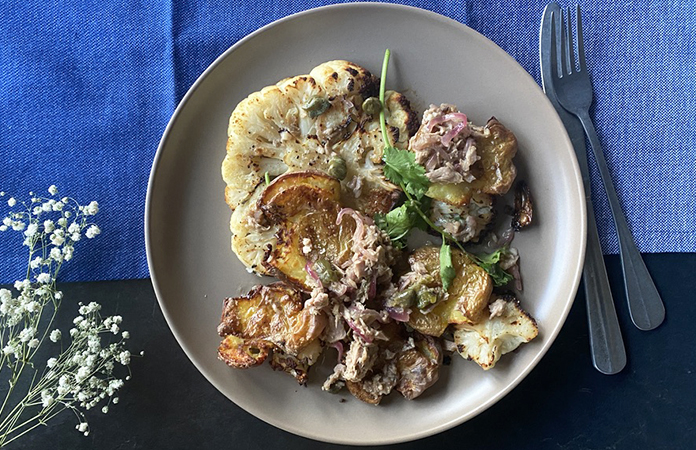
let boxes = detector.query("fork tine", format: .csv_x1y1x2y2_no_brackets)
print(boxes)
565,7,576,72
559,8,570,75
576,4,586,71
550,11,558,77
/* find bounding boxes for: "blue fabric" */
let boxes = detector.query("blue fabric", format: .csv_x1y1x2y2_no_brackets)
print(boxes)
1,0,694,283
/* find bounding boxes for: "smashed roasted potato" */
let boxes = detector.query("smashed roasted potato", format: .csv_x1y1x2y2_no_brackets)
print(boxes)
402,246,493,337
424,117,518,206
217,282,326,378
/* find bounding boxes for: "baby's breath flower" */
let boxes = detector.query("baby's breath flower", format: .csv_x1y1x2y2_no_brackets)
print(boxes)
50,329,62,342
118,351,131,366
84,201,99,216
36,273,51,284
24,223,38,237
85,225,100,239
50,247,62,262
0,188,136,444
41,390,54,408
18,327,35,343
50,232,65,247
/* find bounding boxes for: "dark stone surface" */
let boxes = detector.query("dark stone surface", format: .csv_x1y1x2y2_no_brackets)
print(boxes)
13,254,696,449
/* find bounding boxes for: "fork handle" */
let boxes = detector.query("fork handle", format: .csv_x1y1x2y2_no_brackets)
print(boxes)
577,110,666,331
583,193,627,374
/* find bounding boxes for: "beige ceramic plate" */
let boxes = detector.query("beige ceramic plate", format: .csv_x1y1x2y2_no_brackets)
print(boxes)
146,3,586,445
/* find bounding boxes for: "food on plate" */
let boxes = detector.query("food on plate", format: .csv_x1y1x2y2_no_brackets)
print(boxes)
223,60,418,275
218,51,538,404
453,294,538,370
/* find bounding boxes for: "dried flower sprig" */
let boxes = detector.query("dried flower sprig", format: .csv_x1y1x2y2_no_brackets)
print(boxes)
0,186,138,447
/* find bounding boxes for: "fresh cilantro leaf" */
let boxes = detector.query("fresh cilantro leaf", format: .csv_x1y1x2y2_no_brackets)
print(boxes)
382,146,431,199
439,241,456,291
374,199,430,248
475,248,514,287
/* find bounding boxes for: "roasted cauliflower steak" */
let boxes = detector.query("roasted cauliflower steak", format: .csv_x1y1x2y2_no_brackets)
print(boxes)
223,60,418,275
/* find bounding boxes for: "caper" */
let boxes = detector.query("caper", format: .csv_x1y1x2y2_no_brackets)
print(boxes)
328,155,347,180
386,288,416,308
303,97,331,118
416,288,439,310
361,97,382,115
313,258,337,284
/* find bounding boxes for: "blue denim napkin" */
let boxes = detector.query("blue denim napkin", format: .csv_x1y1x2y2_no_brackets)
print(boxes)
1,0,694,283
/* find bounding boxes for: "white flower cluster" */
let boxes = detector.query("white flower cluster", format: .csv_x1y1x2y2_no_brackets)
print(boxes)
35,302,139,436
0,187,139,445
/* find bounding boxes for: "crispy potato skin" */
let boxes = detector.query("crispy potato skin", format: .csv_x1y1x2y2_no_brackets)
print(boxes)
426,117,518,206
218,335,274,369
217,282,325,362
258,172,355,292
406,246,493,336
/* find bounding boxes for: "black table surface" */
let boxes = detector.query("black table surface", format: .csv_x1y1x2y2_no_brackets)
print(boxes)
14,253,696,450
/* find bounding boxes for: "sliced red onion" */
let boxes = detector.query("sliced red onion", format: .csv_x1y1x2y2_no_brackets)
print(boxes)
336,207,356,225
304,261,323,288
426,112,467,131
426,115,445,131
337,207,365,243
330,341,344,362
386,306,410,322
345,317,372,343
441,121,466,146
368,275,377,300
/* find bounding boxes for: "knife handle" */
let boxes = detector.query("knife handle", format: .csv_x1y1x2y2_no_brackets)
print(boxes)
578,111,666,331
583,196,627,375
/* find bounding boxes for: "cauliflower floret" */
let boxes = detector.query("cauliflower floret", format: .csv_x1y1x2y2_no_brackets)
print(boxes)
453,295,538,370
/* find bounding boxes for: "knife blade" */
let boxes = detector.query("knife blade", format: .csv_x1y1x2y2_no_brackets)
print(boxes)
539,2,627,375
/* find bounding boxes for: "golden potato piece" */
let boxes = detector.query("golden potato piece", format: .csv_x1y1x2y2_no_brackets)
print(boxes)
259,172,355,291
217,282,325,355
396,334,442,400
426,117,517,206
260,171,341,209
218,335,274,369
406,246,493,336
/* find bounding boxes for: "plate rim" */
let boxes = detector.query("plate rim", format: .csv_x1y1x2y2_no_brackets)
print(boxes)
145,2,587,445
